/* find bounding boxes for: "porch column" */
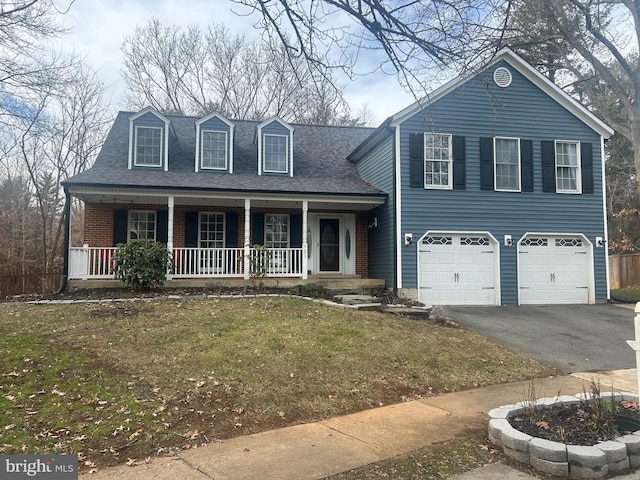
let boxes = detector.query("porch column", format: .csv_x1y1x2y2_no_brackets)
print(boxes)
167,196,174,279
302,201,308,280
244,198,251,280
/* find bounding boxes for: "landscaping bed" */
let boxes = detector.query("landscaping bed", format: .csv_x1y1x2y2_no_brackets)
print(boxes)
490,389,640,478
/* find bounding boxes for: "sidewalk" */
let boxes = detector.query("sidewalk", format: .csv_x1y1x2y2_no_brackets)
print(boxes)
80,369,640,479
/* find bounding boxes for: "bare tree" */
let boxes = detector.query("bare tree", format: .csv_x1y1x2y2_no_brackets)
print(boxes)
0,0,73,127
0,1,109,276
14,63,109,271
233,0,510,96
505,0,639,192
121,19,363,125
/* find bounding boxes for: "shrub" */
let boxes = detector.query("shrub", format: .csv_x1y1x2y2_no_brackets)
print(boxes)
111,240,170,290
297,283,328,298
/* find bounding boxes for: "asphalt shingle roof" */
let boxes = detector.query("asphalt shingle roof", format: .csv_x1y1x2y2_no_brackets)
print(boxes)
64,112,385,197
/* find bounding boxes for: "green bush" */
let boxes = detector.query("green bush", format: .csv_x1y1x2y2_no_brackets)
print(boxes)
297,283,329,298
111,240,170,290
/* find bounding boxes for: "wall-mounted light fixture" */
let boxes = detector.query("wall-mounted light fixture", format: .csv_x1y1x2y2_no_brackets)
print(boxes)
368,217,378,229
596,236,605,247
404,233,413,246
504,234,512,247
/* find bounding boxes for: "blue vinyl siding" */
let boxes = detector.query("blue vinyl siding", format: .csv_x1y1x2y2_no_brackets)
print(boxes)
397,61,607,305
353,136,395,287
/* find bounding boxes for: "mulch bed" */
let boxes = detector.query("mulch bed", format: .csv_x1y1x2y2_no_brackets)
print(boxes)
510,399,640,446
5,286,320,303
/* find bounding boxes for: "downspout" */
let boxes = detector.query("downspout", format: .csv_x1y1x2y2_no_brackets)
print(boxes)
391,123,398,295
57,186,71,294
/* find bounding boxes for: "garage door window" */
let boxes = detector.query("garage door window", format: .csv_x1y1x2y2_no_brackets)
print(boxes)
521,238,548,247
422,236,452,245
461,236,490,246
556,238,583,247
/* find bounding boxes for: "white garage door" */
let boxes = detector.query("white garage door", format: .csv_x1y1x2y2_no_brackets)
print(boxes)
418,233,499,305
518,235,591,305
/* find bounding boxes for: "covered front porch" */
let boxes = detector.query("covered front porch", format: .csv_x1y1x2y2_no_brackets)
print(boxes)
66,187,385,284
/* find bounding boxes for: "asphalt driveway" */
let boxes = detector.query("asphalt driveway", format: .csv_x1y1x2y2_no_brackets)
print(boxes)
445,303,637,373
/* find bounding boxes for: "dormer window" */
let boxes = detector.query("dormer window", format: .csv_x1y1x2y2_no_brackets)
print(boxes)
128,108,172,171
195,112,234,173
135,126,163,167
256,116,294,177
201,130,228,170
263,134,288,173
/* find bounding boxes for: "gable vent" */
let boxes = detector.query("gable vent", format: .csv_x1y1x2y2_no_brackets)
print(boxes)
493,67,512,88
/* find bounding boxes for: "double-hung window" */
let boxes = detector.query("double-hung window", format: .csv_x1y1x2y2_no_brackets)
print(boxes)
265,214,289,248
199,213,225,272
128,211,156,241
135,126,162,167
424,134,452,189
494,137,521,192
201,131,228,170
263,135,288,173
199,213,225,248
555,141,581,193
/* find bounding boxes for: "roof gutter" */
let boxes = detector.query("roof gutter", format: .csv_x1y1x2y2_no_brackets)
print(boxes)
347,117,394,163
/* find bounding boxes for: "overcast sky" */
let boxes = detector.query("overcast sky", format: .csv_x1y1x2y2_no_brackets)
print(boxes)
55,0,417,125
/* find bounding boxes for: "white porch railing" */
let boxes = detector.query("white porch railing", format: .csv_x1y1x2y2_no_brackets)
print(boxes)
69,246,304,280
247,247,304,278
172,247,244,278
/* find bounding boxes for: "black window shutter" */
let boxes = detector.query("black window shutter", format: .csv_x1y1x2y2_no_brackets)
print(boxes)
541,140,556,193
452,136,466,190
409,133,424,188
184,211,198,248
252,213,264,245
156,210,168,243
225,212,238,247
113,210,128,246
521,139,534,192
290,214,302,248
581,143,594,194
480,137,494,190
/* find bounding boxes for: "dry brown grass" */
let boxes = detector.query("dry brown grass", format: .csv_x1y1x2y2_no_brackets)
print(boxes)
0,298,555,471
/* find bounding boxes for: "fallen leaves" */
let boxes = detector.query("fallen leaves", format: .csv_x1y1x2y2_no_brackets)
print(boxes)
535,420,550,430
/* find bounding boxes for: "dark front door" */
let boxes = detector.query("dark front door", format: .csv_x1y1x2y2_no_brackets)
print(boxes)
319,218,340,272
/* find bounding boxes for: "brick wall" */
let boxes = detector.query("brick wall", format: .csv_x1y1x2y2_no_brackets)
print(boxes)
82,203,114,246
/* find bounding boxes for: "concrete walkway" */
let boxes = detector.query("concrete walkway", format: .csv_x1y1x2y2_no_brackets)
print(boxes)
80,369,640,479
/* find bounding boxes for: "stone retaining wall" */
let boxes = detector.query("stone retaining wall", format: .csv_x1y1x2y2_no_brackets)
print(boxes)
488,392,640,478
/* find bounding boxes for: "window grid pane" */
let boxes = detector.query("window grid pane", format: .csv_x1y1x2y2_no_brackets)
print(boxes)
424,134,451,187
264,135,287,172
129,211,156,240
495,138,519,191
136,128,162,166
200,213,225,248
265,214,288,248
556,142,579,192
202,131,227,169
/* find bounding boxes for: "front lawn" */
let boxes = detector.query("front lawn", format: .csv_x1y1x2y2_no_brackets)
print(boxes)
0,298,555,471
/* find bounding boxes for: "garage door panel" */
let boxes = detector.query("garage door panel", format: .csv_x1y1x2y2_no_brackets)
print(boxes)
418,234,498,306
518,235,590,305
